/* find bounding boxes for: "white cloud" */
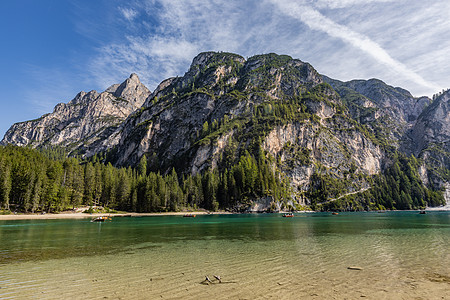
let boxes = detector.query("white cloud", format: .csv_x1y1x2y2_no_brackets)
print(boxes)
89,35,199,90
269,0,441,93
313,0,398,9
19,64,82,116
119,7,138,21
88,0,279,90
81,0,448,96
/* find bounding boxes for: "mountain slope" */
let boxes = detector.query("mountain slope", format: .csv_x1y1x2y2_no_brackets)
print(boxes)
404,89,450,190
1,52,446,210
1,74,150,156
323,76,432,148
109,52,384,206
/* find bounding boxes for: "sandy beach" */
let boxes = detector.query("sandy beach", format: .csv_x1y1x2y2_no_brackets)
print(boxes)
1,206,449,220
0,211,229,221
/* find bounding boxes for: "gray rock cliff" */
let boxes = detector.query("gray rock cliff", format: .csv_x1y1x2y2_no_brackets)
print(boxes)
110,52,383,204
404,90,450,189
2,52,447,209
1,74,150,156
323,76,432,148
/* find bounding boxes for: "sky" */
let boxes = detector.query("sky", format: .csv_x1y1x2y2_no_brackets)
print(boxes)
1,0,449,138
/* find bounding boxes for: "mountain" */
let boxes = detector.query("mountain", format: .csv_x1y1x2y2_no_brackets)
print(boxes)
403,89,450,190
1,52,448,211
323,76,432,149
1,74,150,156
109,52,386,206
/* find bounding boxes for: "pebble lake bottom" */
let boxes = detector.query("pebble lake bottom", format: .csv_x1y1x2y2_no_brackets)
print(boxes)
0,212,448,299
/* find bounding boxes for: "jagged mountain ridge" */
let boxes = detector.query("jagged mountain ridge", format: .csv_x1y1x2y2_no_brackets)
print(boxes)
2,51,448,207
108,52,388,204
403,89,450,189
323,76,432,148
1,74,150,156
114,53,326,169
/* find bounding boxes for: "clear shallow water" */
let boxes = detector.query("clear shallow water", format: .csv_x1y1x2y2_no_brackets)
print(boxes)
0,212,449,299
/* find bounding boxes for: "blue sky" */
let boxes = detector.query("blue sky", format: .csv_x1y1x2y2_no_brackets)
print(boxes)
1,0,449,138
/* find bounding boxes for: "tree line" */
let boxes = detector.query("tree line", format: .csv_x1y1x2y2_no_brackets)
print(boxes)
0,144,445,213
319,153,445,211
0,145,290,213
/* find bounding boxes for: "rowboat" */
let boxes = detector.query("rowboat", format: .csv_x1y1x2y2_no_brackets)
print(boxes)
282,213,294,217
91,216,111,222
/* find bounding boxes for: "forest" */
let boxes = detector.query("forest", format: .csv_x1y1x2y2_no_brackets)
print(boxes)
0,145,291,213
318,153,445,211
0,144,445,213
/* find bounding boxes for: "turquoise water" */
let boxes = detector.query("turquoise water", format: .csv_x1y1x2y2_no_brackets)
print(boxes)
0,212,449,299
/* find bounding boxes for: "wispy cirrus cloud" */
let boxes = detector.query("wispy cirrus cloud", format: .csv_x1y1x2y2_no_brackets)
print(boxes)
18,64,82,117
88,0,281,90
90,35,199,89
82,0,448,96
119,7,138,22
313,0,397,9
269,0,441,92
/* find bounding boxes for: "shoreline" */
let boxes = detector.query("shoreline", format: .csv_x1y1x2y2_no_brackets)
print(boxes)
1,207,449,221
0,211,230,221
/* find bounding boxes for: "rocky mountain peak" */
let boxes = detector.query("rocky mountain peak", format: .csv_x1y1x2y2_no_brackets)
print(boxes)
69,90,99,105
324,75,433,149
129,73,140,81
189,52,245,71
104,73,150,109
113,52,357,175
2,51,448,210
1,74,151,156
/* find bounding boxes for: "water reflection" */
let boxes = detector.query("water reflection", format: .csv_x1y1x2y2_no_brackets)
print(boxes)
0,212,449,299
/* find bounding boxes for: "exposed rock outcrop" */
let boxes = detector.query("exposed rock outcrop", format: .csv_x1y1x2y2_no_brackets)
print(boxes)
1,74,150,156
323,76,432,147
2,51,448,209
107,52,385,203
404,90,450,189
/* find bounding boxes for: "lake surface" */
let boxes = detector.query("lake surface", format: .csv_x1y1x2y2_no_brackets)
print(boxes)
0,212,449,299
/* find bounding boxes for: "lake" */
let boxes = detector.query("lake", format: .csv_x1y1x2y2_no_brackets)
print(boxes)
0,212,449,299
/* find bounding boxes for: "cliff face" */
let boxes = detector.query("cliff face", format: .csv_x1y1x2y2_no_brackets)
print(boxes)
404,90,450,189
325,76,450,195
323,76,432,148
1,74,150,156
114,52,323,168
110,53,383,203
2,51,447,209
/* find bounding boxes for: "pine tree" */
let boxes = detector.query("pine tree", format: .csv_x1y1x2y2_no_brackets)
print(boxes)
0,158,12,210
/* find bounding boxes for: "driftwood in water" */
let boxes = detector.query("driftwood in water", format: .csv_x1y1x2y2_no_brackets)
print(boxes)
201,275,233,285
201,276,213,285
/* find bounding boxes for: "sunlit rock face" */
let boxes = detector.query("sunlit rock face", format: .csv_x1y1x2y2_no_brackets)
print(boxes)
3,51,448,201
1,74,150,156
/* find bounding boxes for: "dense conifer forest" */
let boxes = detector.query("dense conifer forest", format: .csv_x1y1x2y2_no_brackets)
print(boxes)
0,145,291,213
319,153,445,211
0,53,447,213
0,145,444,213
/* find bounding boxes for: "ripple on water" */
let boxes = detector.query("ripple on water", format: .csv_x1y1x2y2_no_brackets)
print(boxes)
0,213,449,299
